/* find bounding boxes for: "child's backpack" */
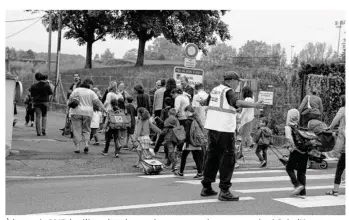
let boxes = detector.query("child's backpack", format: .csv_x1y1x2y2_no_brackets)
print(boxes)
290,125,322,152
172,125,186,144
190,119,208,147
108,108,131,129
139,159,163,175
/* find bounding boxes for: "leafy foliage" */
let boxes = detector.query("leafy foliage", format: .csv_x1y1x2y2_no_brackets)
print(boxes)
201,42,237,66
100,48,115,61
117,10,231,66
297,42,338,64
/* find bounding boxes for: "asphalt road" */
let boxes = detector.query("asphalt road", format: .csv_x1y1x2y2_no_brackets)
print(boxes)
6,168,345,215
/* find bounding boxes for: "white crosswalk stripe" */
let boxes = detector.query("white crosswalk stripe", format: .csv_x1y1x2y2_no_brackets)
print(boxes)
274,195,345,208
236,185,345,193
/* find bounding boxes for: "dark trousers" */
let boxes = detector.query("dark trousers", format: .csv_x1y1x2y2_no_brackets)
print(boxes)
255,144,268,162
154,110,162,118
90,128,99,143
201,130,236,191
334,153,345,185
25,107,35,123
180,150,203,174
34,103,49,135
104,129,120,154
154,132,169,161
286,150,308,195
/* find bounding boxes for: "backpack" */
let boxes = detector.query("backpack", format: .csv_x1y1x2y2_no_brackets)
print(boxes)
190,119,208,147
172,125,186,144
108,108,131,129
139,159,163,175
290,125,322,152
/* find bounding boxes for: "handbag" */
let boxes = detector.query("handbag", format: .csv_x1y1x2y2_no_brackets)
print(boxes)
68,91,80,109
301,95,312,115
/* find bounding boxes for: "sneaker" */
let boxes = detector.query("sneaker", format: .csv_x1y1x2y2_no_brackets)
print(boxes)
101,150,108,156
193,173,203,179
171,167,178,172
174,171,184,176
291,185,305,195
235,163,240,168
93,142,100,146
42,131,46,136
84,147,89,154
218,190,240,201
261,160,267,167
31,122,34,127
114,153,119,158
201,187,218,197
37,133,41,136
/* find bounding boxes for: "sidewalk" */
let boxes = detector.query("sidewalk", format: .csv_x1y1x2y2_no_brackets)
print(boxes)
6,107,311,177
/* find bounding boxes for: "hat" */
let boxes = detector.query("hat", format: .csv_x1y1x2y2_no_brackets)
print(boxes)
223,71,243,81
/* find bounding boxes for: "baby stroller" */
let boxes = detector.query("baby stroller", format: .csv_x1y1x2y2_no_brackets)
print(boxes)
270,124,335,169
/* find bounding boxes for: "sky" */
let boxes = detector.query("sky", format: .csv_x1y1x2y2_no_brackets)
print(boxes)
5,10,346,63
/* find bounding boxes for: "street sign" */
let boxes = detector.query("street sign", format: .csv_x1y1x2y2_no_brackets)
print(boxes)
173,66,204,86
184,58,196,68
258,91,274,105
185,43,199,58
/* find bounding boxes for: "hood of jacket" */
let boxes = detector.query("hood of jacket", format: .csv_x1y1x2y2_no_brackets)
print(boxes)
286,109,300,126
134,84,144,94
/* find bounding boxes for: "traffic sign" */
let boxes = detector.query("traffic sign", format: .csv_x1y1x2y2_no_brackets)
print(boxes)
258,91,274,105
174,66,204,87
185,43,199,58
184,58,196,68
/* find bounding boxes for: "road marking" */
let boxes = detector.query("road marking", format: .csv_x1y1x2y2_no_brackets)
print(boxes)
139,169,320,179
30,197,255,215
236,185,345,193
274,195,345,208
6,173,137,180
176,174,335,185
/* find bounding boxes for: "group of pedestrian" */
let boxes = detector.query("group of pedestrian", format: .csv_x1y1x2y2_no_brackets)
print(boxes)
24,70,345,203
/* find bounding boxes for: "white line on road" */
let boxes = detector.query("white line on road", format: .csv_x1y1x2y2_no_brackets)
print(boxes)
30,197,255,215
176,174,335,185
236,185,345,193
6,173,136,180
139,169,320,179
274,195,345,208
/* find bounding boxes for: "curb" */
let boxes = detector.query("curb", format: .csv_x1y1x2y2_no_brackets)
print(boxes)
6,166,286,180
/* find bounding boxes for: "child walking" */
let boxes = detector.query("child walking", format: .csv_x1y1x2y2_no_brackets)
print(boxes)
133,107,161,168
125,96,137,149
24,89,34,127
90,104,102,145
101,99,123,158
174,105,204,178
253,117,273,167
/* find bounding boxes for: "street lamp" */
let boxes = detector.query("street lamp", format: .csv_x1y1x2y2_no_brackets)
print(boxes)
335,20,346,58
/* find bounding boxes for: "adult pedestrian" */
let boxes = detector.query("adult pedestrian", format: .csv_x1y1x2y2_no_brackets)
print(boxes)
192,83,209,125
102,81,116,104
238,86,255,150
325,94,345,196
298,88,323,127
68,73,82,94
68,78,106,153
104,82,123,111
117,81,130,102
181,76,194,102
200,71,264,201
153,79,166,117
134,84,151,113
30,72,54,136
163,78,177,108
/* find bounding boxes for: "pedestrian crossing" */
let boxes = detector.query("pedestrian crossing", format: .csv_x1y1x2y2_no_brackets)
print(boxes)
138,169,346,209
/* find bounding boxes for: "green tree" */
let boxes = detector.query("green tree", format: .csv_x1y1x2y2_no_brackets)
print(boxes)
145,37,184,60
341,38,346,63
117,10,230,66
298,42,337,64
123,48,138,60
32,10,124,68
26,49,35,59
201,42,237,65
93,53,100,61
101,48,115,62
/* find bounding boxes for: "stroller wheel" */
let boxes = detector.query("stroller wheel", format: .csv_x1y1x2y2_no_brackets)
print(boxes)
319,160,328,169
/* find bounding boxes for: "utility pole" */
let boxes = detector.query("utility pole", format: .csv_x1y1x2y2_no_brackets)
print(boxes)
47,11,53,78
335,20,346,58
291,45,295,64
53,10,63,102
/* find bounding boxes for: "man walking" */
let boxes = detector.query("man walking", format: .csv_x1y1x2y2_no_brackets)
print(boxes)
68,73,82,94
153,79,166,118
201,71,264,201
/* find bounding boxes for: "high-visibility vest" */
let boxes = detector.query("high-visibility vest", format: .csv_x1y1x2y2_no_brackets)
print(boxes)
204,84,237,133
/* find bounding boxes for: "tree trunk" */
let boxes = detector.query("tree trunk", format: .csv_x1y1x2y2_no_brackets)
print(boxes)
84,41,93,69
136,35,147,66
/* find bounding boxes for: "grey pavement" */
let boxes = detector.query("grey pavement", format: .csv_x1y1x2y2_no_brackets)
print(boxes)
6,167,345,215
